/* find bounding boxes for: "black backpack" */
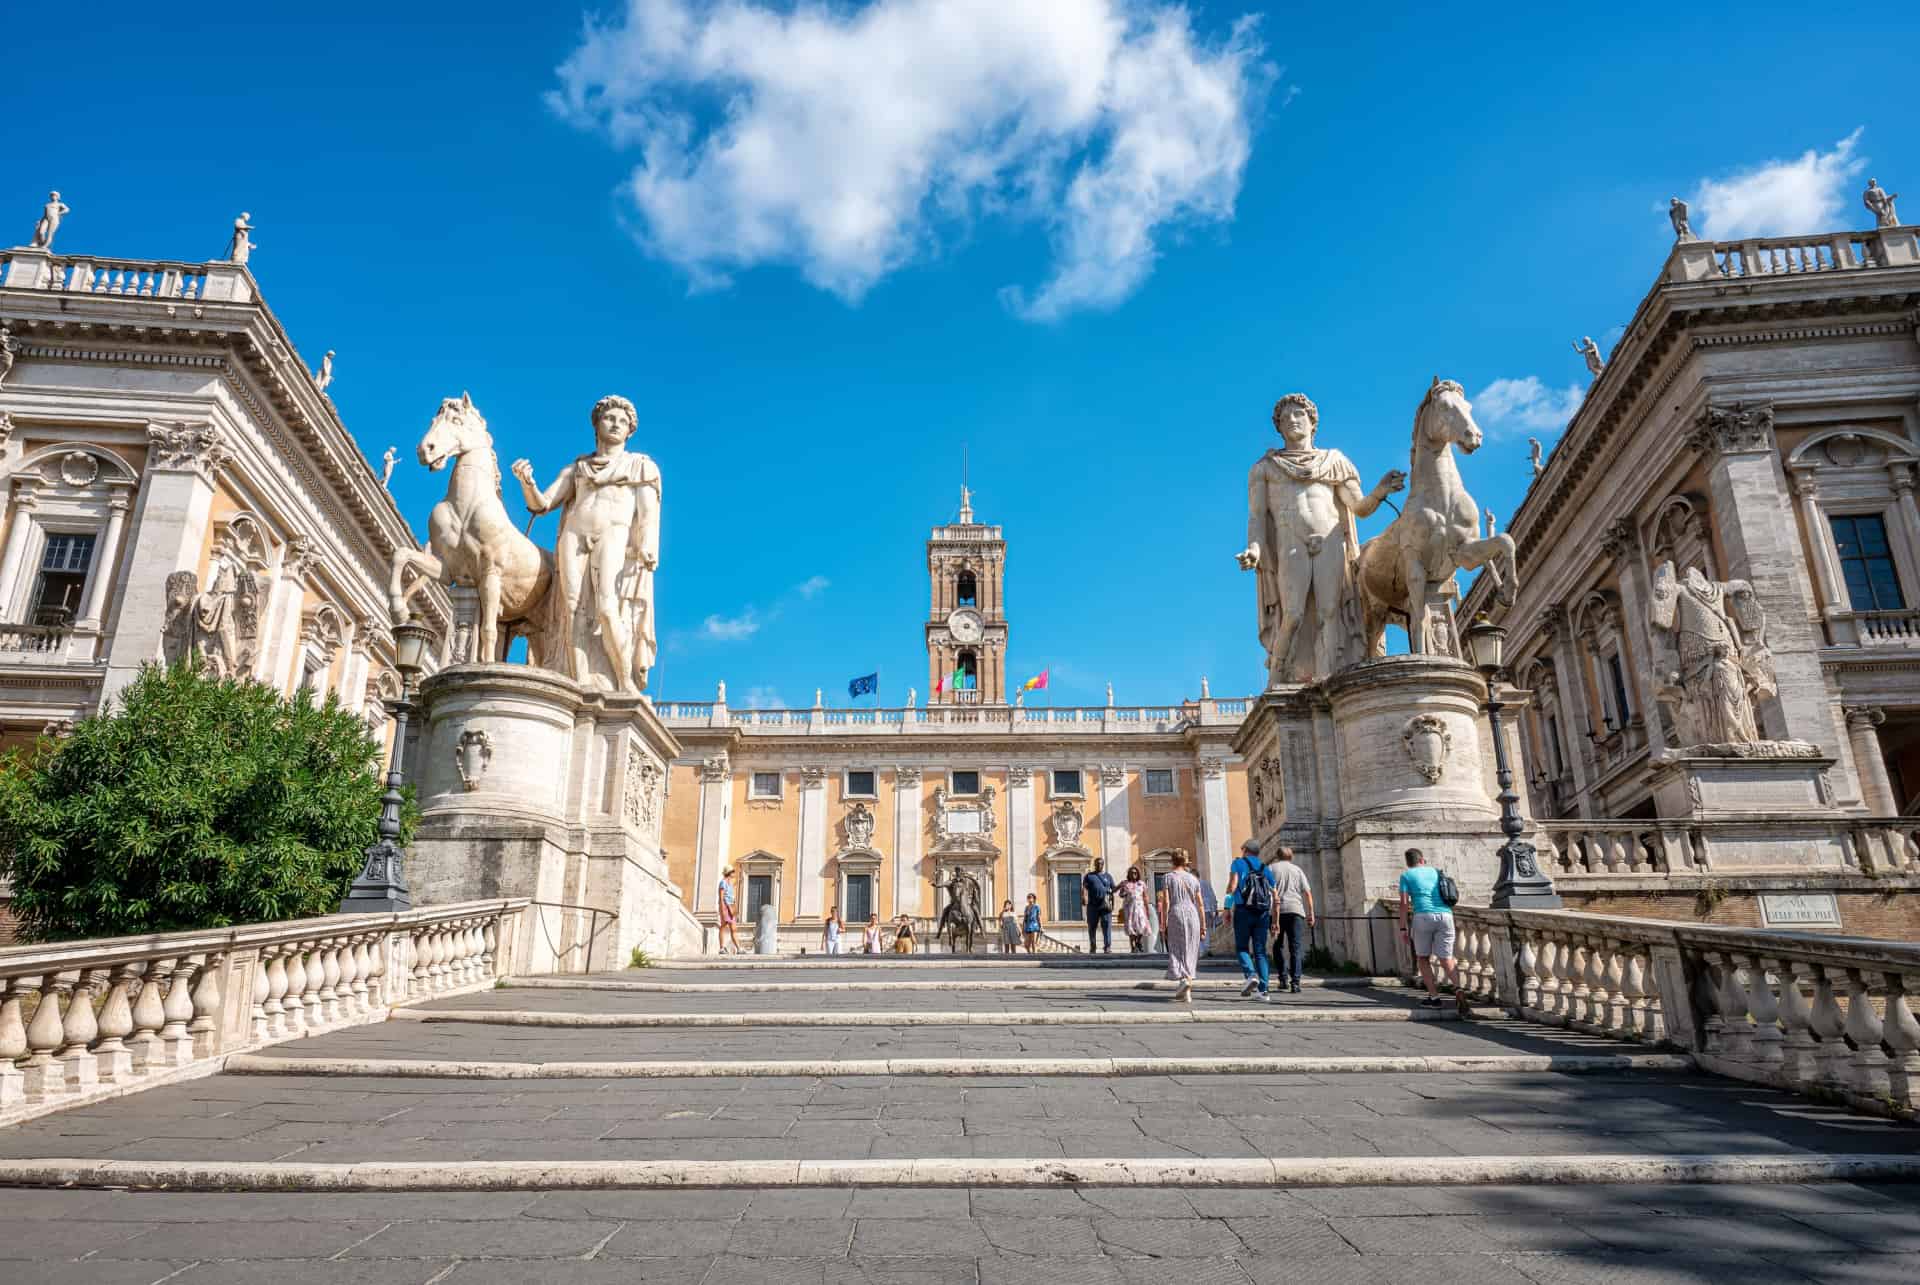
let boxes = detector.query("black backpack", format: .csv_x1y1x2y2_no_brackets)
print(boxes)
1435,869,1460,908
1239,859,1273,912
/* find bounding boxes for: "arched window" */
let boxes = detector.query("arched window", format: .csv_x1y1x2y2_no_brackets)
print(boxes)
956,649,979,690
956,570,977,607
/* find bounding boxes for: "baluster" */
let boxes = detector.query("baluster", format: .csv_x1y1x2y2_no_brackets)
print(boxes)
1601,946,1629,1034
1517,936,1540,1012
57,970,101,1094
449,924,472,986
1566,940,1593,1026
432,927,452,988
129,959,169,1073
252,950,275,1042
470,922,487,981
0,978,28,1107
1714,953,1755,1061
1742,954,1784,1068
365,934,389,1006
483,919,499,977
316,939,342,1025
350,937,374,1013
335,937,361,1018
410,929,433,996
1842,968,1890,1099
92,964,138,1083
281,947,308,1034
20,976,66,1101
1554,935,1580,1020
1622,950,1659,1040
1807,964,1851,1092
155,957,194,1067
189,953,222,1059
1601,835,1624,875
1776,963,1820,1086
1884,973,1920,1113
298,943,326,1024
1583,938,1611,1031
263,947,290,1038
1535,936,1561,1019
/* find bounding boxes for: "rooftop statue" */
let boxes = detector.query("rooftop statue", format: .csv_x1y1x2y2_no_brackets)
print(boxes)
226,212,256,265
314,350,335,393
1864,178,1901,229
1574,336,1604,378
1236,392,1405,684
1354,378,1517,657
30,192,68,250
1528,437,1545,478
380,446,397,487
1668,197,1693,241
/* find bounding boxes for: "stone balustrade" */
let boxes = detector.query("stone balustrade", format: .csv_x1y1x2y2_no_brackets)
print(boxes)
1542,816,1918,877
1679,231,1891,280
0,623,71,658
1849,608,1920,647
1454,906,1920,1117
1,251,210,299
0,899,529,1125
656,699,1246,735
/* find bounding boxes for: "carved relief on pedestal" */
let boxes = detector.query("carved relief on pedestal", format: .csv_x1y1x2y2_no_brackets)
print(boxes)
624,747,663,836
1402,714,1451,784
454,729,494,792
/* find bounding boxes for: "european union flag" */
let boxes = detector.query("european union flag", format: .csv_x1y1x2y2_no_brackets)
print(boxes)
848,671,879,699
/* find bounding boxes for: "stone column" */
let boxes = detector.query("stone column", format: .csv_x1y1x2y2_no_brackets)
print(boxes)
1007,765,1035,910
1889,465,1920,598
1198,755,1232,895
795,764,828,920
692,753,732,914
1791,473,1848,641
1692,405,1847,762
76,491,131,631
1542,605,1596,815
103,424,228,701
0,478,42,612
1844,707,1897,814
1600,518,1668,759
892,766,923,916
1097,763,1130,870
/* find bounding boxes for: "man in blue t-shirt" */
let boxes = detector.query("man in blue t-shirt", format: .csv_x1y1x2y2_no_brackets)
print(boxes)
1225,839,1276,1000
1397,848,1458,1008
1082,858,1117,954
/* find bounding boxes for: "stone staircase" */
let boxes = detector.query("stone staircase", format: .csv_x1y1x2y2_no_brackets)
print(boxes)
2,952,1918,1282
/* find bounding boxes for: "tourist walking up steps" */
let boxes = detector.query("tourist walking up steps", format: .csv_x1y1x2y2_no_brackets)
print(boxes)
716,867,743,955
821,907,843,956
1022,893,1042,952
998,900,1020,954
1082,857,1117,954
1226,840,1274,1000
892,915,915,954
1159,850,1206,1002
1119,865,1152,953
1398,848,1459,1008
1268,847,1315,994
862,913,883,954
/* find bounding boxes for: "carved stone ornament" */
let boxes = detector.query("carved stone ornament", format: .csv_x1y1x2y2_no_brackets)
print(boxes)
161,559,265,678
282,532,319,582
894,765,922,788
454,729,494,792
146,421,231,478
800,764,828,788
1049,798,1084,848
1402,714,1452,785
624,748,663,835
842,801,877,851
1099,763,1125,787
1006,765,1034,787
699,753,731,784
1689,403,1775,458
58,451,99,488
1599,517,1640,563
932,784,999,853
1650,560,1779,750
1199,756,1226,780
0,411,14,449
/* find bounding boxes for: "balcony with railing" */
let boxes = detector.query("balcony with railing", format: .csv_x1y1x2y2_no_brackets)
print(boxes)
656,697,1250,736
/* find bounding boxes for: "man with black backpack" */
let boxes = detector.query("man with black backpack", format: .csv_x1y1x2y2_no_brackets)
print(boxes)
1396,848,1459,1008
1225,839,1276,1001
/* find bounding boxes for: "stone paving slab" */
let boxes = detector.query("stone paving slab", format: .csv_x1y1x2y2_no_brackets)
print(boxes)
0,1185,1914,1283
0,1068,1912,1164
454,983,1394,1014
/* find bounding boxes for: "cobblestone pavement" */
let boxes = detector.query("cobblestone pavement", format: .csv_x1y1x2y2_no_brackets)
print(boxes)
4,1182,1917,1283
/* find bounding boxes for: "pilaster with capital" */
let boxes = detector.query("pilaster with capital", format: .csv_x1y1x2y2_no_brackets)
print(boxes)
892,766,924,916
1197,755,1232,891
1844,706,1897,814
795,765,828,919
692,754,732,914
1599,517,1668,760
1541,605,1596,813
0,479,41,612
1096,763,1131,868
1007,764,1036,910
260,532,317,692
1790,471,1848,635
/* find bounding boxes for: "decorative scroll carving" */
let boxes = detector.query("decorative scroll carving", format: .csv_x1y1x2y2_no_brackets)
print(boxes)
800,764,827,788
455,729,494,792
1689,403,1775,458
146,422,230,478
1402,714,1451,784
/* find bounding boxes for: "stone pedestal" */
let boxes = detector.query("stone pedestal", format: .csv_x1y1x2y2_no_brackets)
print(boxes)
1647,746,1845,870
405,663,703,971
1234,656,1524,969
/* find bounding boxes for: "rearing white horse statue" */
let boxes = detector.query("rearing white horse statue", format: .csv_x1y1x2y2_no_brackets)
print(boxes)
1354,378,1517,656
388,393,554,665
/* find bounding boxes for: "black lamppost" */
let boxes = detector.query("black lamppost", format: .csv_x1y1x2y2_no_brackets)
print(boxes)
340,620,439,914
1462,620,1563,910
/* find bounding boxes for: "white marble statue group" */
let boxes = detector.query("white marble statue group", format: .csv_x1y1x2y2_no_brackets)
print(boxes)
1237,379,1516,685
388,393,660,695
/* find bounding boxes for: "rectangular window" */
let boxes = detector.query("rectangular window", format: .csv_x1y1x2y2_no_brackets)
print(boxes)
1606,654,1632,725
1143,768,1176,796
1055,871,1084,920
746,874,774,923
749,771,782,799
843,873,873,924
30,532,96,626
1831,514,1907,612
844,769,876,798
1051,768,1082,796
950,769,980,795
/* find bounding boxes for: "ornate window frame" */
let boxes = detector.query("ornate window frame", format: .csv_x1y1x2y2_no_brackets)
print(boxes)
0,445,139,654
1786,428,1920,644
1041,844,1094,923
736,850,785,926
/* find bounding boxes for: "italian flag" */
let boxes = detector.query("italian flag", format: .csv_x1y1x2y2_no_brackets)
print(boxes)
935,664,967,694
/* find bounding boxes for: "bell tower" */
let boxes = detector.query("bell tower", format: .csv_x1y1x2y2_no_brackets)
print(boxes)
926,486,1007,704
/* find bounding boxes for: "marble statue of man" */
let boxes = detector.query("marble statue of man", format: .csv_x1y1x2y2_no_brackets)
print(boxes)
512,394,661,694
1573,337,1604,378
1236,393,1405,684
31,192,68,250
1528,437,1545,478
315,351,335,393
1650,559,1776,747
1668,197,1693,241
226,213,256,264
380,446,398,487
1864,178,1901,228
0,326,14,388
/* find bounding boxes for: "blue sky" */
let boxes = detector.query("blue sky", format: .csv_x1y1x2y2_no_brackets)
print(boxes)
6,2,1913,708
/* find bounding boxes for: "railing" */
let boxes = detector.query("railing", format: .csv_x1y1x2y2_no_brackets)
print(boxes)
1849,609,1920,647
0,624,69,657
1,253,210,300
1541,817,1918,876
0,899,530,1125
664,700,1248,734
1454,907,1920,1117
1701,232,1884,279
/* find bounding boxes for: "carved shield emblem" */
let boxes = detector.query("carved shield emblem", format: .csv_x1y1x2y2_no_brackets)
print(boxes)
1402,714,1451,785
455,729,494,792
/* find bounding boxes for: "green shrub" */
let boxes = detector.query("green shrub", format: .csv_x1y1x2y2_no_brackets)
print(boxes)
0,661,413,941
628,947,653,969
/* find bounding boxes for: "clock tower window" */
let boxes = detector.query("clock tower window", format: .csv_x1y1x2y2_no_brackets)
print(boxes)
956,569,977,607
956,649,979,692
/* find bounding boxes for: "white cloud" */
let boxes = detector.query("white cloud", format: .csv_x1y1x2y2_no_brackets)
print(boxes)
1471,376,1584,439
795,574,830,599
549,0,1271,318
700,609,760,641
1686,129,1866,240
741,685,786,709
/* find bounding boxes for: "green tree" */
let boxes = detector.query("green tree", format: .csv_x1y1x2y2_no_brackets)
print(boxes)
0,661,412,941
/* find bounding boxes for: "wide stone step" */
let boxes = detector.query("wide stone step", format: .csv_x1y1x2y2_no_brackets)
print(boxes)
505,971,1394,993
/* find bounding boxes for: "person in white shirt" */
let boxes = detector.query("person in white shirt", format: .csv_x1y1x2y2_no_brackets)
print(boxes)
1267,846,1315,995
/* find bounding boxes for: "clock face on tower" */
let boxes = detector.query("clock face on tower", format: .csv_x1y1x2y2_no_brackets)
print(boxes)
947,608,984,643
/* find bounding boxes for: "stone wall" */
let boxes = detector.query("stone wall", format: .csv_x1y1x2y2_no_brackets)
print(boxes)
1558,876,1920,941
